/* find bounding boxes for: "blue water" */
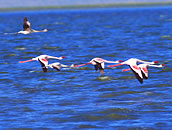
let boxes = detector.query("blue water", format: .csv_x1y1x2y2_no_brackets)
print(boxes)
0,7,171,129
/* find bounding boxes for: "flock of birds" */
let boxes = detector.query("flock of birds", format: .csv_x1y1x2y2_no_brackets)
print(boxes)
18,17,165,84
19,54,165,84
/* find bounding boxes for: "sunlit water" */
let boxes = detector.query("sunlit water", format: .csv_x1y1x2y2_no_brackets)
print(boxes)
0,6,171,129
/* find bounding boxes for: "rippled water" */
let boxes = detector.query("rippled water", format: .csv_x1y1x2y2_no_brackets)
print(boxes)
0,6,171,129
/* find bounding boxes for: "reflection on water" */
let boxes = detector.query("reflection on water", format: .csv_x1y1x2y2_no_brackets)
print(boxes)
0,7,171,129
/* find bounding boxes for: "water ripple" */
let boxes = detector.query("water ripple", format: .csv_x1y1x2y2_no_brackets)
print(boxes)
0,7,171,129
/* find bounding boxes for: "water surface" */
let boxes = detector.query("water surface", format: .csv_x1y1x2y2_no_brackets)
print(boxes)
0,7,171,129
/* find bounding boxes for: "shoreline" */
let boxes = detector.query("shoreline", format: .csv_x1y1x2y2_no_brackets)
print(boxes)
0,2,172,11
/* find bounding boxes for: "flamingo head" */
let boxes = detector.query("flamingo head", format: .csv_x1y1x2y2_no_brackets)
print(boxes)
61,56,66,59
153,61,158,64
118,60,123,63
161,64,165,66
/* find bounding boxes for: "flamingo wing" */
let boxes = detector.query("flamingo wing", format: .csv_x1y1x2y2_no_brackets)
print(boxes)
100,62,105,74
94,61,103,71
141,70,148,79
140,67,148,79
101,62,105,69
93,61,104,74
94,64,99,71
129,65,143,84
23,17,31,31
38,59,48,72
52,65,61,71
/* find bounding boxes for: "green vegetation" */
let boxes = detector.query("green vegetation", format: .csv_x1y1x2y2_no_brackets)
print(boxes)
0,2,172,11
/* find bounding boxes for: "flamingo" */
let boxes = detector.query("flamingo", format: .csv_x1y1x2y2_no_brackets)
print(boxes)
107,58,158,83
47,62,74,71
122,64,165,80
19,55,65,72
18,17,48,34
74,57,122,75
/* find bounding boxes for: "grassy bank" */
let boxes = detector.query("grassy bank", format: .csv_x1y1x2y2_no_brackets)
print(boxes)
0,2,172,11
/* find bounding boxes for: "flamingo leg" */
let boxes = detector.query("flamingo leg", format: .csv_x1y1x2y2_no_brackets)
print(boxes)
19,59,33,63
122,68,131,72
107,63,122,67
74,62,91,67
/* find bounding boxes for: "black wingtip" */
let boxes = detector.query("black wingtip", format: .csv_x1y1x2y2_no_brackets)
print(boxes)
141,70,148,79
53,67,60,71
38,59,47,72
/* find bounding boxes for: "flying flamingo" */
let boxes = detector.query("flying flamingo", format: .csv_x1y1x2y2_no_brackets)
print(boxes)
122,64,165,80
74,57,122,75
107,58,158,83
47,62,74,71
19,55,65,72
18,17,48,34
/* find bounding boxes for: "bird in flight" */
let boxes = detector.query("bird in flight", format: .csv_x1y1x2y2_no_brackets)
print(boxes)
18,17,48,34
